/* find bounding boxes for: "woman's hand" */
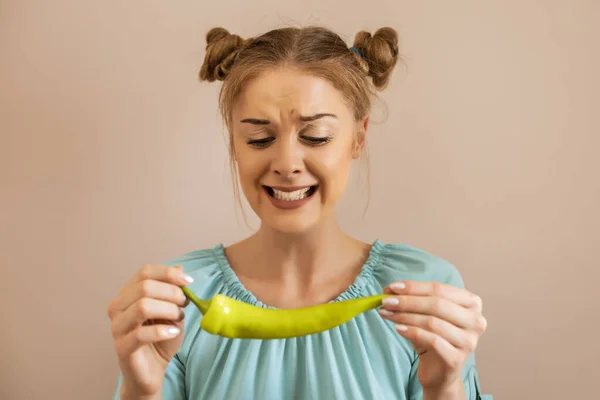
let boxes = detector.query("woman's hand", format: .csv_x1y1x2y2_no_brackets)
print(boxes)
107,264,193,398
379,281,487,393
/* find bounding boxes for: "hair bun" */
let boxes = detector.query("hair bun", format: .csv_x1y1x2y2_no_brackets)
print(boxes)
199,27,246,82
206,27,232,45
353,27,400,90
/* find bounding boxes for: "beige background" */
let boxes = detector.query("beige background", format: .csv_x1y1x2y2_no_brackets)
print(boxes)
1,1,599,399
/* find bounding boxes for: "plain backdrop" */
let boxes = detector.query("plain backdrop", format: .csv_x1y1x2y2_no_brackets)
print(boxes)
1,1,599,399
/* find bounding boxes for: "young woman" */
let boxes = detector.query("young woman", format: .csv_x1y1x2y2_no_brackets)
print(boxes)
108,26,491,400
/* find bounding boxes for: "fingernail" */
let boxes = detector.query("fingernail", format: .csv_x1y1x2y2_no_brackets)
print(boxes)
382,297,399,306
396,324,408,332
379,309,394,316
391,282,406,291
164,327,180,336
180,274,194,284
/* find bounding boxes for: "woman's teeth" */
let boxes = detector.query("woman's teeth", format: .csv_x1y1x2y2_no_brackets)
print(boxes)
271,187,311,201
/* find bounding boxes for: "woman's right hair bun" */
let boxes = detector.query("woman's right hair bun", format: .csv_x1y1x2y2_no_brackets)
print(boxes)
199,27,246,82
353,27,400,90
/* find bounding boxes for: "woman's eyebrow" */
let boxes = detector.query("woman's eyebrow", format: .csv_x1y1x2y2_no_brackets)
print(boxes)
240,118,270,125
298,113,337,122
239,113,337,125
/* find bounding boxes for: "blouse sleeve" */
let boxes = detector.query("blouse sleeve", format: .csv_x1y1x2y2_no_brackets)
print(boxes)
407,352,493,399
406,259,493,399
111,354,187,400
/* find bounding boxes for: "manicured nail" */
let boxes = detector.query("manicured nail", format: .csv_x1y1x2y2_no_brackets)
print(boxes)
396,324,408,332
164,327,180,336
180,274,194,284
391,282,406,291
382,297,399,306
379,309,394,317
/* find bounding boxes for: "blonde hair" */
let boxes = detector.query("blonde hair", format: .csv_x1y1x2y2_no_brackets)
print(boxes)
198,25,401,221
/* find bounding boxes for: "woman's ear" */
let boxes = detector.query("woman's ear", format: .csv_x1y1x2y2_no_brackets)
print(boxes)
352,116,369,159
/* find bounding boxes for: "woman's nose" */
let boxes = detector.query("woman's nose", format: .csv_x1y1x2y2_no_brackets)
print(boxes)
271,137,303,177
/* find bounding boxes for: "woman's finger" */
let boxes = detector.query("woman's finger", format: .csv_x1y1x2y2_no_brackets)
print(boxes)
111,298,185,337
134,265,194,286
380,311,478,352
394,324,461,366
118,280,189,314
381,295,479,330
115,324,182,358
108,265,193,318
385,281,482,311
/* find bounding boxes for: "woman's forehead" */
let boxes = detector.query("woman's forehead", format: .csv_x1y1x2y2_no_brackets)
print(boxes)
233,69,351,120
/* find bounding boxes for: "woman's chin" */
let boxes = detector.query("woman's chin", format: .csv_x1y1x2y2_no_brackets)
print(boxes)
261,213,322,235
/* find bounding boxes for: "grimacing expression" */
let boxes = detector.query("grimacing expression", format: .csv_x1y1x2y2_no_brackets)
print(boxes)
230,68,367,234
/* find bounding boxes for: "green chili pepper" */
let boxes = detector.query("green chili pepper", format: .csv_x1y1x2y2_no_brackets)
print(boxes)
181,286,391,339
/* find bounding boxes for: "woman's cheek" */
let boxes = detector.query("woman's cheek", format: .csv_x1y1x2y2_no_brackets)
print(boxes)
313,158,352,207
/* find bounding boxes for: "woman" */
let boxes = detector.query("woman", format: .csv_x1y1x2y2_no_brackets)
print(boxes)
108,26,491,400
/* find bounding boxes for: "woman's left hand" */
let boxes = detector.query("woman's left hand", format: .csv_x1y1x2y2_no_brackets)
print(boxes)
379,281,488,392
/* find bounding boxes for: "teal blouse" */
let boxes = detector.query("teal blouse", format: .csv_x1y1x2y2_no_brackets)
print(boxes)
112,240,492,399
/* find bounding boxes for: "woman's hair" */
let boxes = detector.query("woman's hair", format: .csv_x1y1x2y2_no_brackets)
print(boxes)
198,25,401,221
199,25,400,125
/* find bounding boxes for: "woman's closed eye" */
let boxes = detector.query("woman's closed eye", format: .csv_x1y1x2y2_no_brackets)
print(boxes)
299,123,335,146
246,135,333,148
300,136,332,146
247,137,275,148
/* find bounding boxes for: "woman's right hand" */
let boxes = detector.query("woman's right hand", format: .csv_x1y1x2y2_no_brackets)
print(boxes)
107,264,193,398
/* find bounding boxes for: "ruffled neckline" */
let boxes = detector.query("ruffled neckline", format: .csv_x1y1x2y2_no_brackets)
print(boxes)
210,239,385,309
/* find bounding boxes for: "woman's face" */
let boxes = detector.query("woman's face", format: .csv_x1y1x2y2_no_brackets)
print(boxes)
230,68,367,234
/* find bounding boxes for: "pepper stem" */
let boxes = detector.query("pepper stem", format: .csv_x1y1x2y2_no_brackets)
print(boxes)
181,286,210,315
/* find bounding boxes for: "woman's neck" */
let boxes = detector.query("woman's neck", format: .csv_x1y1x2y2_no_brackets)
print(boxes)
224,216,372,306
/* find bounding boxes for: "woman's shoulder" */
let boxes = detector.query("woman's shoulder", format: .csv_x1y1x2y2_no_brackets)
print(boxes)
162,243,223,268
375,240,467,288
160,243,229,293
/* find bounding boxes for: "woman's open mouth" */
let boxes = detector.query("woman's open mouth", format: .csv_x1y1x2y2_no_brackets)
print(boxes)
263,185,318,202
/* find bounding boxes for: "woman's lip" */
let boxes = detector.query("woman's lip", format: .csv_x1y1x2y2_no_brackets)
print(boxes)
264,185,317,192
263,185,318,210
